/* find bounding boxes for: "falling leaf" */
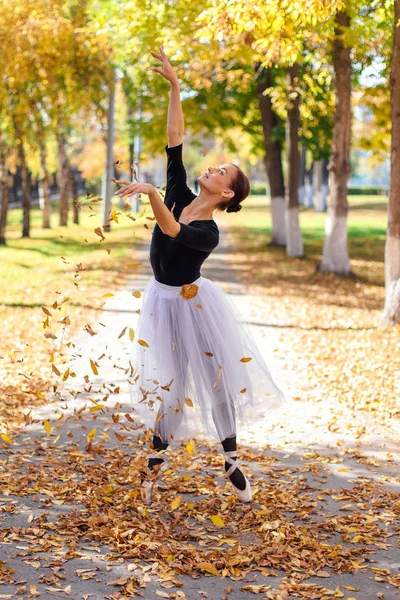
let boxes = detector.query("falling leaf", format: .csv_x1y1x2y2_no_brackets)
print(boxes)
138,339,149,347
43,419,52,435
240,357,253,363
102,293,115,298
118,326,127,339
184,397,193,407
132,291,141,298
87,428,97,442
1,433,14,444
90,359,99,375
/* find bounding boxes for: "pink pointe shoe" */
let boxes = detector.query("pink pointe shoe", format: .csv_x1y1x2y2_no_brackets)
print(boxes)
140,452,169,506
224,450,252,503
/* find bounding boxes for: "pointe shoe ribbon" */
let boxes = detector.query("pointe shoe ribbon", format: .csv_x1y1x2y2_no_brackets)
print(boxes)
224,450,252,503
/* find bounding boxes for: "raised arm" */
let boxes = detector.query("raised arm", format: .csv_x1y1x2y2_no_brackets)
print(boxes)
151,47,184,147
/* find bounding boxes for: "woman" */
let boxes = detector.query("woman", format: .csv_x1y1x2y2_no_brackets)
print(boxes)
116,47,287,506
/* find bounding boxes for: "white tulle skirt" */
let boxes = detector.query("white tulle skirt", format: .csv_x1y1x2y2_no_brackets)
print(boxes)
128,275,288,444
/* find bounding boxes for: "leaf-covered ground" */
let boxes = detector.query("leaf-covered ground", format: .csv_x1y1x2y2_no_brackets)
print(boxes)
0,196,399,599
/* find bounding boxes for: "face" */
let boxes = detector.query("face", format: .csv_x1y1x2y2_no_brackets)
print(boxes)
197,163,236,199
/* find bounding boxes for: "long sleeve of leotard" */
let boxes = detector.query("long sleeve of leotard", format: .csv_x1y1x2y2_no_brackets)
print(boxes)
170,222,219,252
165,143,197,201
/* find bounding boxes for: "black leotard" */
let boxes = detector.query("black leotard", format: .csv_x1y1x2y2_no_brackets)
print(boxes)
149,143,220,286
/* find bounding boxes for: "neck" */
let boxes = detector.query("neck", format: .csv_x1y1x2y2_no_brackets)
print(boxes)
186,191,216,219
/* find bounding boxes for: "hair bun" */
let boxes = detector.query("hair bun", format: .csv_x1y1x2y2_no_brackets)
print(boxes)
227,204,242,213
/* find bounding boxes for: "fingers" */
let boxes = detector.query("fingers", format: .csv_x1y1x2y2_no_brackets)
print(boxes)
151,50,163,60
113,179,131,185
115,182,139,195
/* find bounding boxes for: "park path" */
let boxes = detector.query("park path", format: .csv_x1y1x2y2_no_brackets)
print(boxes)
0,223,399,600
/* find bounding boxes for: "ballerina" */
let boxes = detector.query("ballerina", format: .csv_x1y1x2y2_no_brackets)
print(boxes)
115,46,287,506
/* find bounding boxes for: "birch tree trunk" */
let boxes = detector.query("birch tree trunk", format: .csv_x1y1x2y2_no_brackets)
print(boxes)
382,0,400,325
256,67,286,246
57,112,70,227
304,163,314,208
319,10,351,274
285,64,304,257
0,144,9,245
313,159,329,212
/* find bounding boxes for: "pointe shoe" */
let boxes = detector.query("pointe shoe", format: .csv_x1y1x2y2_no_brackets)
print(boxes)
224,450,252,503
140,453,169,506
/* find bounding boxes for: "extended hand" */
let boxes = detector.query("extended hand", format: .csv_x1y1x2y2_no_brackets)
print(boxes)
114,180,156,198
151,46,179,85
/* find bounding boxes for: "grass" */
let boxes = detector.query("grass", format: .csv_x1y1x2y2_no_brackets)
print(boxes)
0,194,388,306
216,194,387,273
1,198,149,306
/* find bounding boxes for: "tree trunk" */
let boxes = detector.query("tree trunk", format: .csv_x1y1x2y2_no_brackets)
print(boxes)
0,144,9,245
36,115,52,229
68,161,79,224
304,162,314,208
56,112,70,227
256,67,286,246
313,159,329,211
298,143,307,205
13,120,31,238
382,0,400,325
319,10,351,274
285,64,304,257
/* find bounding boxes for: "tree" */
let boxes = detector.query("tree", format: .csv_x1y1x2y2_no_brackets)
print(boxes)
383,0,400,324
319,7,352,274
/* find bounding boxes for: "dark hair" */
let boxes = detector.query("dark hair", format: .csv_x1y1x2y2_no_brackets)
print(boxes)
216,164,251,213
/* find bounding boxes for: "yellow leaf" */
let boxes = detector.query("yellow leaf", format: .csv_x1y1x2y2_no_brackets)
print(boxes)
211,515,225,527
240,357,253,363
197,561,219,576
184,397,193,407
1,433,14,444
87,428,97,442
132,291,141,298
90,359,98,375
138,339,149,347
170,495,182,511
186,439,196,454
43,419,52,435
129,328,135,342
126,262,142,267
102,293,115,298
62,367,70,382
89,405,104,412
240,388,247,393
53,434,61,444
